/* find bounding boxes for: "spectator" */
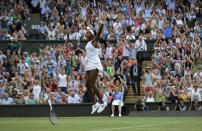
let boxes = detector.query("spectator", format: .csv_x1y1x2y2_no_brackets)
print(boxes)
0,0,200,109
67,90,81,104
32,80,41,100
174,99,187,111
16,93,26,104
130,59,142,96
143,67,153,92
0,81,5,99
111,87,124,117
27,93,38,104
48,92,57,104
124,39,142,66
59,92,68,104
1,93,14,104
38,22,47,39
57,69,68,93
145,91,155,103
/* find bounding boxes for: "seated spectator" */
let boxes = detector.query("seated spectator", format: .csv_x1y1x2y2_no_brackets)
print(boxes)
179,89,191,102
111,87,124,117
67,90,81,104
145,91,155,103
1,93,14,104
77,85,85,102
27,93,37,104
55,87,64,103
44,88,51,101
174,99,187,111
23,90,30,103
135,99,151,111
8,39,21,53
48,92,57,104
38,92,46,104
191,85,201,102
59,92,68,104
155,93,166,103
100,88,109,103
15,93,25,104
0,81,5,99
78,65,86,75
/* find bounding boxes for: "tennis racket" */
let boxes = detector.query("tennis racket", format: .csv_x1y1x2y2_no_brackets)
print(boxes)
48,99,59,125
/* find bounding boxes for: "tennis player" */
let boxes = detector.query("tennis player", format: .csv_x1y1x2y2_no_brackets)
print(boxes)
85,14,107,114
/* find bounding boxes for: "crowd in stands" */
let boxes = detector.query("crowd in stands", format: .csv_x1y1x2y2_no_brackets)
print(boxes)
0,0,201,112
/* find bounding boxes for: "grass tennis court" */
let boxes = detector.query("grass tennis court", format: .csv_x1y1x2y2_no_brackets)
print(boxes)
0,117,202,131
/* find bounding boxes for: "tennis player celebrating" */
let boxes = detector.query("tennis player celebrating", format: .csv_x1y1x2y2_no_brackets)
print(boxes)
85,14,107,114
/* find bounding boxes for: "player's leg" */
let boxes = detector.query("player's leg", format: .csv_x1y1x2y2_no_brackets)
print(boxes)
86,70,96,105
86,70,99,114
89,69,107,113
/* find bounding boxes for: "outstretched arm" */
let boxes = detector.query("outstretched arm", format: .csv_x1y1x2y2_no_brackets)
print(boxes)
92,14,107,46
78,1,82,9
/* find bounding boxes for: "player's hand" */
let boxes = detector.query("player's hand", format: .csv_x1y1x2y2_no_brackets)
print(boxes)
50,106,53,111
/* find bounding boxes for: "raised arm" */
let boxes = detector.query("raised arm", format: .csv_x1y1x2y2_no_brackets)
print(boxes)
123,39,130,49
119,0,123,5
149,1,154,11
78,1,82,9
91,14,107,46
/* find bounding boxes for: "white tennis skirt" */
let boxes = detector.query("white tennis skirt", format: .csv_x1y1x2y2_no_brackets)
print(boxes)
86,61,103,72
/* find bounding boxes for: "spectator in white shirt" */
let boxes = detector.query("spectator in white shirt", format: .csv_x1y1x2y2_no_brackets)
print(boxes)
58,69,68,93
135,36,147,52
68,90,81,103
176,16,183,25
31,0,39,8
105,43,114,59
32,80,41,99
191,86,201,102
145,91,155,102
158,16,164,30
68,77,79,92
135,36,147,65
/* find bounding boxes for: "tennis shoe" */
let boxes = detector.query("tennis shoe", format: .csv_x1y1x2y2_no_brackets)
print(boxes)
97,102,107,113
91,103,99,114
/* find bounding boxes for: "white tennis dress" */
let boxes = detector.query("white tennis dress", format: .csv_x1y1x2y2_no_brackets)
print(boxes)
85,41,103,72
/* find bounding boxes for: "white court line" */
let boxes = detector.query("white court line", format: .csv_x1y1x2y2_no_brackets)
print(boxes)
90,122,180,131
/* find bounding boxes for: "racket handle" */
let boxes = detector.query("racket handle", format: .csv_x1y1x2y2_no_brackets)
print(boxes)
48,99,52,108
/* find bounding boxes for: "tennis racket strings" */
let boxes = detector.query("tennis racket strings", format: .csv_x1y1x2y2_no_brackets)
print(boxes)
48,99,59,125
